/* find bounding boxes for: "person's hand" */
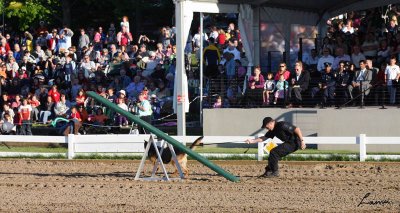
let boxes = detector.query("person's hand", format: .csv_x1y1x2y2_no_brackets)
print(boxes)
245,139,253,144
301,140,306,150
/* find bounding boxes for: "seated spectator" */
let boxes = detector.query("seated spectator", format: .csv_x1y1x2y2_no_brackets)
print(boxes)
332,47,351,70
77,105,89,123
351,45,366,68
274,74,288,105
377,40,391,66
361,32,379,61
142,51,158,77
39,96,55,124
0,113,16,134
54,94,70,117
125,75,145,98
335,61,351,106
68,106,81,122
274,62,290,81
311,62,336,107
246,66,264,106
287,61,310,107
213,95,223,108
29,95,40,122
317,48,335,72
92,108,108,125
263,72,275,105
347,60,372,105
75,89,86,107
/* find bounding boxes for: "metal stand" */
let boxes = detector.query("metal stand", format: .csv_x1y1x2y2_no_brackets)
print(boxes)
135,135,184,181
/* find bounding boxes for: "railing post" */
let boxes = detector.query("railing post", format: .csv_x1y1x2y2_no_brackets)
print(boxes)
359,134,367,162
257,134,264,161
67,134,75,159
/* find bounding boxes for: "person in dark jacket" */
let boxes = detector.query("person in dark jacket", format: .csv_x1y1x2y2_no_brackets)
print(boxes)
246,117,306,177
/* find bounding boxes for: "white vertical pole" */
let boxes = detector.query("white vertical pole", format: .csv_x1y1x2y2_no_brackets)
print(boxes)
257,134,264,161
67,134,75,159
175,0,186,136
199,12,204,125
359,134,367,162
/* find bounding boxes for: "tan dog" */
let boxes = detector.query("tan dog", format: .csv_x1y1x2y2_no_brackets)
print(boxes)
145,136,203,178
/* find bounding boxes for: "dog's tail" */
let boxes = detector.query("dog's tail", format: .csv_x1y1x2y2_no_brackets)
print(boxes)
189,136,204,151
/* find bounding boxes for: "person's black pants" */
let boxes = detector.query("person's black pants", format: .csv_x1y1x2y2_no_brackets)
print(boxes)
267,141,299,172
139,115,151,134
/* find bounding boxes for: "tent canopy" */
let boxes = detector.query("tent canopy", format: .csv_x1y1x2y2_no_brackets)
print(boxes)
193,0,398,19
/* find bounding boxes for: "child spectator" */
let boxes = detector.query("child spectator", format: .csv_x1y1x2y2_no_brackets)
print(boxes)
0,113,16,134
29,95,40,122
274,75,288,105
116,90,128,127
18,98,32,135
68,106,81,122
213,95,223,108
75,89,86,107
263,72,275,105
92,108,108,125
120,16,130,33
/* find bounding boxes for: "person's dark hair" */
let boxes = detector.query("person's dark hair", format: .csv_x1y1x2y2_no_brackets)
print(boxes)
208,37,215,44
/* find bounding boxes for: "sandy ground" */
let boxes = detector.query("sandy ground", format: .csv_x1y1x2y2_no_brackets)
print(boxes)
0,159,399,212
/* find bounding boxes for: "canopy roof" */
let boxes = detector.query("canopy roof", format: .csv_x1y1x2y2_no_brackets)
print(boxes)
192,0,398,18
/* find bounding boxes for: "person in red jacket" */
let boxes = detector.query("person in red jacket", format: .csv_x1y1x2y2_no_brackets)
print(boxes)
48,85,61,103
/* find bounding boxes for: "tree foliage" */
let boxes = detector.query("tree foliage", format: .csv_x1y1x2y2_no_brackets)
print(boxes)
2,0,57,31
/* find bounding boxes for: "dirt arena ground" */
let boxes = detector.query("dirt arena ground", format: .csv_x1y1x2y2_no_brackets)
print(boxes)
0,159,399,212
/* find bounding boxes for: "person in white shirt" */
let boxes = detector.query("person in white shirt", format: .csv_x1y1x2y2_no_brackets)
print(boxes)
332,47,351,70
305,49,319,70
385,56,400,104
317,48,334,72
351,45,366,68
361,32,379,60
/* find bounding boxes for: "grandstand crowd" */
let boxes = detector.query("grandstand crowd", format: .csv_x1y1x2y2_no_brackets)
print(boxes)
0,5,400,135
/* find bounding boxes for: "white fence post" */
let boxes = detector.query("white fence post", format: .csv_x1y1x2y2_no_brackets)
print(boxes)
67,134,75,159
257,134,264,161
359,134,367,162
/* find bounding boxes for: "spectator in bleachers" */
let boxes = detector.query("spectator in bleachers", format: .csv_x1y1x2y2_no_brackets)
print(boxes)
203,37,220,79
385,56,400,105
287,61,310,107
351,45,366,68
18,98,32,135
377,39,391,65
361,32,379,61
263,72,275,105
317,47,335,73
273,74,288,105
335,61,351,106
311,62,336,107
333,47,351,70
348,60,372,104
223,39,241,60
274,62,290,81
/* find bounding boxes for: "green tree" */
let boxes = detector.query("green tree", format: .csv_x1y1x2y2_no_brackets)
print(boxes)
1,0,56,31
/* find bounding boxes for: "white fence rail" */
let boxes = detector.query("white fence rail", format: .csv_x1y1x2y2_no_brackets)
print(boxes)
0,134,400,161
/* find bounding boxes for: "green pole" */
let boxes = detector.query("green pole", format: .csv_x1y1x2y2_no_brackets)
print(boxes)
87,91,240,182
